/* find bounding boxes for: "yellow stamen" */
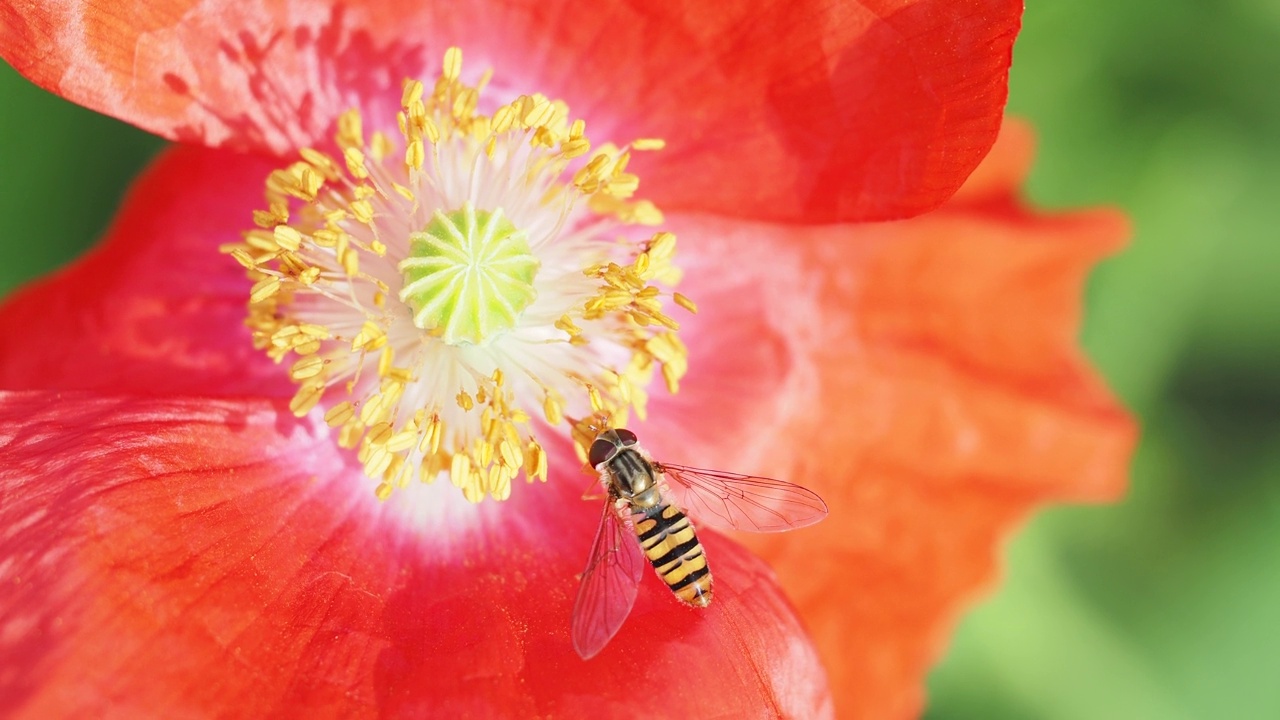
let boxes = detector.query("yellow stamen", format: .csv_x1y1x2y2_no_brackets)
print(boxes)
228,47,692,503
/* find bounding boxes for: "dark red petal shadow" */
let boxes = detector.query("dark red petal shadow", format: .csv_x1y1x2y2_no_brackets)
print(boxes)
0,391,831,718
0,144,286,396
638,122,1137,718
0,0,1019,222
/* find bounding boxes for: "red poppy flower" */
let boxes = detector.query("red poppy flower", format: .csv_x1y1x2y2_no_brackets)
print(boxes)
0,0,1134,718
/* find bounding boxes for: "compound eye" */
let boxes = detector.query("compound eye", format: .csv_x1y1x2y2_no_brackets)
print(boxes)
588,438,614,468
616,428,638,445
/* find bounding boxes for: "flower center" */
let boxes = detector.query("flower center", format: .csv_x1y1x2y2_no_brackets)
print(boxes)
228,48,696,503
400,205,539,345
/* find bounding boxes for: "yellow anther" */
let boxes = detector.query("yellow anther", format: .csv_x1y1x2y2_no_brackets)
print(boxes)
359,390,398,426
289,355,327,381
613,151,631,174
421,453,447,483
406,139,425,170
499,439,522,472
338,422,363,449
474,436,494,468
366,422,395,446
377,346,395,378
364,444,393,478
243,229,272,250
370,131,395,161
492,105,516,134
632,202,663,225
522,98,555,128
289,383,324,416
300,148,340,180
250,276,281,303
674,292,698,313
344,147,369,179
461,481,484,503
488,467,513,501
337,109,364,149
442,47,463,81
525,440,548,482
385,430,419,454
560,137,590,159
555,314,581,337
339,246,359,276
543,394,564,425
351,321,386,352
350,199,374,224
253,209,284,228
422,117,441,144
294,338,322,356
453,88,478,120
401,79,425,108
299,167,323,198
631,138,665,151
607,173,639,198
229,249,257,270
450,453,472,488
325,401,356,427
273,225,303,251
419,415,444,455
661,364,681,394
311,228,341,247
649,231,676,258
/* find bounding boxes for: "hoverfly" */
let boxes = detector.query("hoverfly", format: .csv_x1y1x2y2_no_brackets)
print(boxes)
571,427,828,659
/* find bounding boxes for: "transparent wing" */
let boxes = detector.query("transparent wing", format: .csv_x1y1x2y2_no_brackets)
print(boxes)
571,502,645,660
656,462,829,533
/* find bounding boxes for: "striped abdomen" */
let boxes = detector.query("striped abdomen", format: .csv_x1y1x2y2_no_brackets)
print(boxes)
632,502,713,607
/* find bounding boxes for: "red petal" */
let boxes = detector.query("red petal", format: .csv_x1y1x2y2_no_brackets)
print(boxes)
0,0,420,154
0,391,831,718
1,0,1018,221
621,0,1023,222
0,144,288,396
642,121,1137,718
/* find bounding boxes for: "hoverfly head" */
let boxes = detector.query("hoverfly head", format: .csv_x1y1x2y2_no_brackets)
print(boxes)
587,427,640,468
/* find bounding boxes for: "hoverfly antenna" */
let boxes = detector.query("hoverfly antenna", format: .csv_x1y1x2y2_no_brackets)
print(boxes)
571,411,613,437
568,412,618,467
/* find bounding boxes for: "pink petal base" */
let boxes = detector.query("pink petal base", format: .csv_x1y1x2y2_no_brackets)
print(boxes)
0,391,832,718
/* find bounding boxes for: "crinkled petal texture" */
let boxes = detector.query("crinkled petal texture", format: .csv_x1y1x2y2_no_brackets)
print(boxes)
0,147,287,397
0,0,1020,222
0,392,832,718
0,121,1134,718
638,121,1136,718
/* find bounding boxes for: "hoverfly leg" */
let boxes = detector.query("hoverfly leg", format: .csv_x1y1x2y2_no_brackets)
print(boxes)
580,476,608,501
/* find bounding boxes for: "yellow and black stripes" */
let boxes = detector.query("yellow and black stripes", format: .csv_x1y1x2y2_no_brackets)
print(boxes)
633,503,713,607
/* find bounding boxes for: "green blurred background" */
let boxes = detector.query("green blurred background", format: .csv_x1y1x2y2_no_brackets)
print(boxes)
929,3,1280,718
2,2,1277,717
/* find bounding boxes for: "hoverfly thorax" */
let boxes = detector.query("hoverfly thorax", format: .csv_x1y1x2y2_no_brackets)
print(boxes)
590,428,659,509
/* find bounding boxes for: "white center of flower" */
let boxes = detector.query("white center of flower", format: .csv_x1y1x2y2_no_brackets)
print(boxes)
229,48,696,504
